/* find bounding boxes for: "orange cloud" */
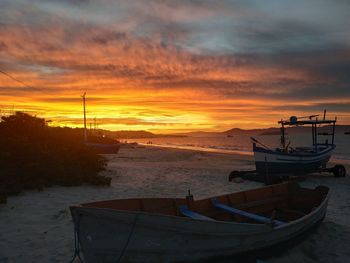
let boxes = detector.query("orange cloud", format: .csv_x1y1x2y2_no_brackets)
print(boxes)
1,1,350,132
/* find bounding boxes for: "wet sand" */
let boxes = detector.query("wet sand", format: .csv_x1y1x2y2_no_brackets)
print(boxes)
0,145,349,262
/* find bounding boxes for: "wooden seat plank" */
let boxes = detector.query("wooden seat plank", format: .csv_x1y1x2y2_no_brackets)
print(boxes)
179,205,215,221
212,198,285,226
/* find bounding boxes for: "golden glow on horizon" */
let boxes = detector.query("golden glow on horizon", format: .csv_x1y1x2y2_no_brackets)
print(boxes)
1,21,350,133
2,71,350,133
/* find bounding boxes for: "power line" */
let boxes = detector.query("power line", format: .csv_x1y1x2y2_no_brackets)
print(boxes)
0,69,40,91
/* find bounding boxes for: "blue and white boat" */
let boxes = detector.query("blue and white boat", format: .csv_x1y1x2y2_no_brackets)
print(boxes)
252,112,341,177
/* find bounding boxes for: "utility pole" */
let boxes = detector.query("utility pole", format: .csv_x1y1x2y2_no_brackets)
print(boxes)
94,117,97,132
81,92,87,143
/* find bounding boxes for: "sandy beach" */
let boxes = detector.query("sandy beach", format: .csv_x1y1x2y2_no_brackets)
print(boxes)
1,145,350,263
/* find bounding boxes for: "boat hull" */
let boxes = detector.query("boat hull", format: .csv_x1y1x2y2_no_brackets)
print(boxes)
253,145,335,176
70,194,329,263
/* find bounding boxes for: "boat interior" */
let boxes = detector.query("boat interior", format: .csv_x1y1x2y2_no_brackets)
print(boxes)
81,182,328,225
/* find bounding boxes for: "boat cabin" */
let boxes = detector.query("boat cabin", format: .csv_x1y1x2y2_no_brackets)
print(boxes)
277,112,337,153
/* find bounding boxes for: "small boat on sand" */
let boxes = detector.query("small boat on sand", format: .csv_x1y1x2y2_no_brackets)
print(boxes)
252,111,346,178
70,182,329,263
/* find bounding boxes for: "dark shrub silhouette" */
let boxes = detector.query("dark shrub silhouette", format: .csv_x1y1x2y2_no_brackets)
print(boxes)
0,112,110,203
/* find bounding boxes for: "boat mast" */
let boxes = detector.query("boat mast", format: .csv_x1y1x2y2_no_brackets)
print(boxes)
332,117,336,144
314,117,318,152
81,92,87,143
280,121,286,150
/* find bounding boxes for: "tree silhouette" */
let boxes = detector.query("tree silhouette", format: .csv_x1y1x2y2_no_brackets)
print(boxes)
0,112,111,203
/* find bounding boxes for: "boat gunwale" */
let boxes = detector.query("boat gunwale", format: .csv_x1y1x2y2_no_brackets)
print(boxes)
70,184,330,232
71,205,274,237
253,144,335,158
70,191,328,238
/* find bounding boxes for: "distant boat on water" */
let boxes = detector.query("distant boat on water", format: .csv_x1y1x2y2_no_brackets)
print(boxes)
345,131,350,135
70,182,329,263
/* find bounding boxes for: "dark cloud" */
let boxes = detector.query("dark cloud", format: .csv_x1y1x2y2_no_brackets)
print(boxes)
271,102,350,113
52,116,179,126
91,32,127,45
48,0,91,5
0,0,349,127
0,41,7,51
236,20,324,53
37,97,105,103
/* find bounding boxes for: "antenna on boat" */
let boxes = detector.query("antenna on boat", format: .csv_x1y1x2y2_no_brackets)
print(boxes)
323,109,327,120
81,92,87,143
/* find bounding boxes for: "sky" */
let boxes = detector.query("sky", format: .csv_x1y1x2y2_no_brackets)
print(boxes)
0,0,349,132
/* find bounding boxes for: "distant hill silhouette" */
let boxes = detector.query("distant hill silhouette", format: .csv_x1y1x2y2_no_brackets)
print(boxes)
101,125,350,139
101,130,186,139
224,128,265,135
225,125,350,136
166,125,350,137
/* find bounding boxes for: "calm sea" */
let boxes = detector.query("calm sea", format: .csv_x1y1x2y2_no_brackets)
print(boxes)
126,132,350,161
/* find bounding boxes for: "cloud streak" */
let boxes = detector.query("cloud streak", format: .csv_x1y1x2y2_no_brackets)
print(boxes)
0,0,349,131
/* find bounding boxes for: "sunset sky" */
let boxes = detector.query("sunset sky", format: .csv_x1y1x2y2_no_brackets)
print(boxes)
0,0,349,133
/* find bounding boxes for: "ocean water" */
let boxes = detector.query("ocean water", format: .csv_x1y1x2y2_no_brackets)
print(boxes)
127,132,350,161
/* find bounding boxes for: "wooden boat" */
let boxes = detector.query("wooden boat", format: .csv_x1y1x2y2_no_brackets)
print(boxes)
70,182,329,263
252,111,338,176
253,143,335,175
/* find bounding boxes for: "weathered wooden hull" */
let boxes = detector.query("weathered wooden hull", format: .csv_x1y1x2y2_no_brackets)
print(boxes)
70,191,329,263
253,145,335,175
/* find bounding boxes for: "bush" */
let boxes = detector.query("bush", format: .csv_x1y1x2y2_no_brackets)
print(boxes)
0,112,110,203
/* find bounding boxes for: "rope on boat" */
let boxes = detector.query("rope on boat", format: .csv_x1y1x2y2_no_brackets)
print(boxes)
116,213,140,263
251,137,272,150
69,214,84,263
